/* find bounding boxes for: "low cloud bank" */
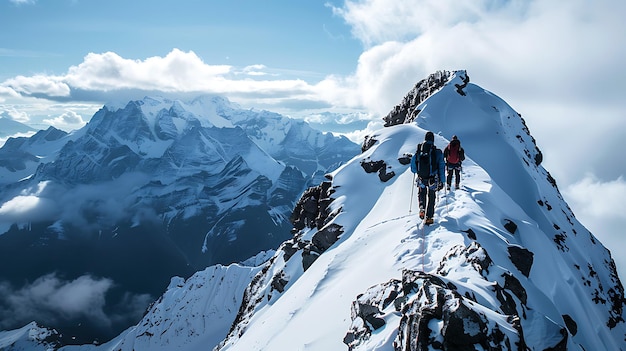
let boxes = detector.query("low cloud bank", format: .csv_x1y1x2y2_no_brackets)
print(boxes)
0,173,155,232
0,273,151,333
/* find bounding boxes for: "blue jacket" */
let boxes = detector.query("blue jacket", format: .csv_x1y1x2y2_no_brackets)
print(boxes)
410,141,445,182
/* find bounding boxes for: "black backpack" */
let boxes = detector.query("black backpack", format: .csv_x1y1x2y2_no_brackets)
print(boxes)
416,142,437,179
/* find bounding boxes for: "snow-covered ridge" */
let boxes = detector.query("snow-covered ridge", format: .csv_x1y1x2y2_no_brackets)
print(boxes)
215,117,625,350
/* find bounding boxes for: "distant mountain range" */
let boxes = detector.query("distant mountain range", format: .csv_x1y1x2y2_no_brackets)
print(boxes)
0,115,36,139
0,95,359,343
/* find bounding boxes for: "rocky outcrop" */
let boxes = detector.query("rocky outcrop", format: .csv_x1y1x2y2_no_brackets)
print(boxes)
290,180,335,232
360,159,396,182
361,135,378,152
344,240,568,351
344,270,523,351
383,71,455,127
508,245,534,277
287,179,345,271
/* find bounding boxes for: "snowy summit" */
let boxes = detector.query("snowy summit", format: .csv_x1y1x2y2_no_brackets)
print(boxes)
5,70,625,351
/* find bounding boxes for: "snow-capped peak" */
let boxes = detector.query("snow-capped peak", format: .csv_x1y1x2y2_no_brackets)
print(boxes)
103,95,235,129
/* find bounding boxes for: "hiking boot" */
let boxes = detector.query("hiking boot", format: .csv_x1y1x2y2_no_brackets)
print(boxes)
424,217,434,225
419,209,425,219
446,185,451,191
455,183,460,189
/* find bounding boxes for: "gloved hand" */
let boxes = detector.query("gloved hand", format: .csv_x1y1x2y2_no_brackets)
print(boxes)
437,182,444,191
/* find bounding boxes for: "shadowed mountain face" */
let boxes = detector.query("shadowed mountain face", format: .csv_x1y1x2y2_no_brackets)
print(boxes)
0,95,359,343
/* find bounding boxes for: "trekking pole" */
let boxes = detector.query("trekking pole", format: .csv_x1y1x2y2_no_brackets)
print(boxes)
409,173,416,214
445,183,448,216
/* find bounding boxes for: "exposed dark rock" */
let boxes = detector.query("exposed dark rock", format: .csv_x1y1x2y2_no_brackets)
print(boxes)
517,113,543,167
503,219,517,234
605,258,626,329
378,166,396,182
442,300,487,347
227,257,276,337
344,279,402,350
507,245,534,277
546,172,558,189
398,153,412,165
494,283,519,316
301,250,319,271
287,180,348,272
393,270,514,351
362,135,378,152
271,272,288,293
361,159,396,182
462,228,477,240
503,273,527,305
453,72,470,96
554,233,568,252
361,159,385,173
290,181,335,231
312,223,344,252
344,267,572,351
562,314,578,336
281,241,299,261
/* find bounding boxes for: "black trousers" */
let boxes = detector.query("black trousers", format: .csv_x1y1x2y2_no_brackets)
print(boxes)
418,177,437,218
446,163,461,186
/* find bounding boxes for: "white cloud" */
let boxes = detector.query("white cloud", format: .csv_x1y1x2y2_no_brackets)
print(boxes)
0,106,30,122
4,75,70,97
342,120,384,144
1,48,318,110
0,182,60,222
43,110,86,131
64,49,231,92
238,64,272,77
564,174,626,220
0,273,112,328
563,174,626,282
332,0,501,46
0,85,20,102
0,273,151,331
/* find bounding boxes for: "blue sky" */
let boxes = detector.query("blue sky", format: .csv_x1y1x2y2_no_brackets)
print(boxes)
0,0,361,82
1,0,626,280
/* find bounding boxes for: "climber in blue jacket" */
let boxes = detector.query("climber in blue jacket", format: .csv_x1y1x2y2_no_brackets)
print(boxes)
410,131,445,225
